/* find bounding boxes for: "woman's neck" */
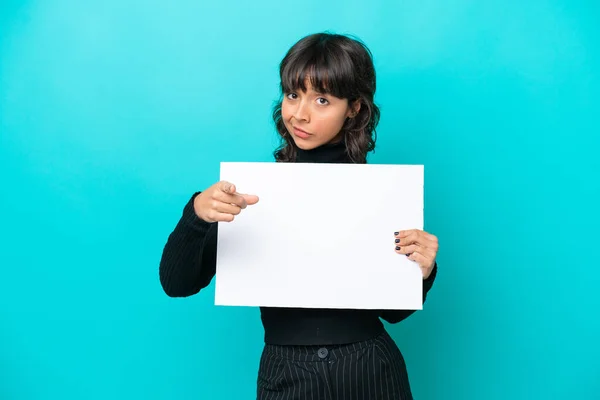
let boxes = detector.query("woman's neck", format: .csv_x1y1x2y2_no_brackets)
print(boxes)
295,140,351,163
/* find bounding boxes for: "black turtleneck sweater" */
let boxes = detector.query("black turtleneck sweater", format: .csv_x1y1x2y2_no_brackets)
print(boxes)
159,141,437,345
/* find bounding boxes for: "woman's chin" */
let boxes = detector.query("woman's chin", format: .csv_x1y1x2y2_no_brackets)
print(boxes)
291,136,317,150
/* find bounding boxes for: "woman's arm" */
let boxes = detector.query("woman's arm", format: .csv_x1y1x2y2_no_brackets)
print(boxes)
159,192,218,297
159,182,259,297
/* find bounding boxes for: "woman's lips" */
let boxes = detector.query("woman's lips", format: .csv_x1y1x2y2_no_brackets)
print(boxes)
293,127,311,139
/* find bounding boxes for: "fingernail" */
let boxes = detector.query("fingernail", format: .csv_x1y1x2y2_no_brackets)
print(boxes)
394,231,399,236
395,239,400,243
395,246,400,251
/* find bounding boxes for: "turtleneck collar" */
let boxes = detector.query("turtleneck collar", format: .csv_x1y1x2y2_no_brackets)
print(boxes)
295,140,352,163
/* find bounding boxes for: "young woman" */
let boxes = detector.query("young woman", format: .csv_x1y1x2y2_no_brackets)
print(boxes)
160,32,439,400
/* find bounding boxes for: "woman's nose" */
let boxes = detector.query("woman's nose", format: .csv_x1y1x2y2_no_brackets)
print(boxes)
293,100,310,122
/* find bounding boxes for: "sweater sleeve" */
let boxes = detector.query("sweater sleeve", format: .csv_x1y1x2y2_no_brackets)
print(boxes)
159,192,218,297
379,261,438,324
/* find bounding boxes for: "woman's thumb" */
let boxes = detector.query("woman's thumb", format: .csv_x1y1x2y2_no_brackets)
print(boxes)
220,181,235,194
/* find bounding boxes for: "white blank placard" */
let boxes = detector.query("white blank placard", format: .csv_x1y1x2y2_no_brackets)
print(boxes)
215,162,424,310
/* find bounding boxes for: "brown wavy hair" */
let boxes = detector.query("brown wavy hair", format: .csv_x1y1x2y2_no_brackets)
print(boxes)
272,32,380,163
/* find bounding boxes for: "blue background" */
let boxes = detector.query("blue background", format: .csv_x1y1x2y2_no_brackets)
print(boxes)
1,0,598,399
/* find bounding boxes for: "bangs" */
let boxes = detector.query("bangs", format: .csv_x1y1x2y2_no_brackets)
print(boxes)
280,42,356,99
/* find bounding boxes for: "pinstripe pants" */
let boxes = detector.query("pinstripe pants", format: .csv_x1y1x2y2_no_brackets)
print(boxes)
256,331,413,400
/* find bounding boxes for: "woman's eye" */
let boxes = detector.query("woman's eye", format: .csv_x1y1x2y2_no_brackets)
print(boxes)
316,97,329,105
286,93,297,100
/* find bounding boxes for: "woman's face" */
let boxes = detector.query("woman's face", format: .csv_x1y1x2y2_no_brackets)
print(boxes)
281,81,359,150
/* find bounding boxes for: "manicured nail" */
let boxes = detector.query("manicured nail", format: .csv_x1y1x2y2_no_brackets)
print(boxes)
395,246,400,251
395,239,400,243
394,231,399,236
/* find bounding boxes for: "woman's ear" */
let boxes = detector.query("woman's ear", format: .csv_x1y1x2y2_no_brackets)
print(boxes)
349,99,361,117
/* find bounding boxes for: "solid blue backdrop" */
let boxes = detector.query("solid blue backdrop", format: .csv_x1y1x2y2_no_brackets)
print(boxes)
1,0,598,399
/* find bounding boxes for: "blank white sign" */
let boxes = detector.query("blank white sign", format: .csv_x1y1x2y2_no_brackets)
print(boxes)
215,162,424,310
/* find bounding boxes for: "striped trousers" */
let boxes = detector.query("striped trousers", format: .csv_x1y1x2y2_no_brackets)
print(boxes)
256,331,413,400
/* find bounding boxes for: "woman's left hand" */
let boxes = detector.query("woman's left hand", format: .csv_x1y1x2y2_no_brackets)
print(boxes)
394,229,438,279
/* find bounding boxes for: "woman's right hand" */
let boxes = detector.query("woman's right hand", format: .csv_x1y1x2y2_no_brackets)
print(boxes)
193,181,259,223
